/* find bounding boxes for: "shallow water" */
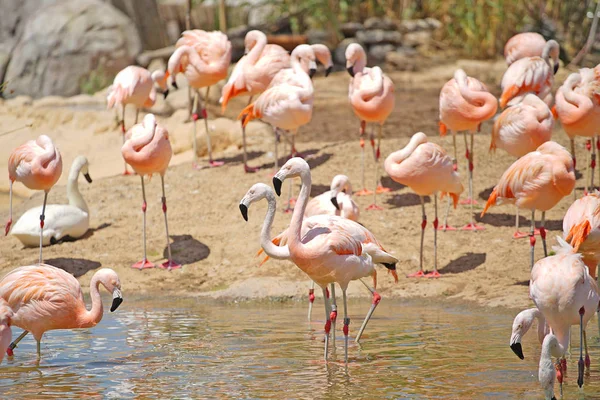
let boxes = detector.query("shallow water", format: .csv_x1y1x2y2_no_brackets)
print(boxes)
1,297,599,399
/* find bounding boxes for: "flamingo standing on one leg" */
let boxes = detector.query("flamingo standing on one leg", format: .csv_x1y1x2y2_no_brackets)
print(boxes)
0,299,12,364
345,43,395,210
167,30,231,169
481,141,575,270
384,132,463,278
270,158,397,362
122,114,181,270
0,264,123,358
530,238,599,396
220,30,291,173
504,32,550,65
500,39,559,109
490,93,553,238
5,135,63,264
107,65,168,175
554,69,600,199
439,69,497,231
239,183,397,335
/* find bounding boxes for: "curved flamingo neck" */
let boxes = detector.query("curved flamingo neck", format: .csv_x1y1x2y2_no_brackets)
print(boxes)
78,273,104,328
129,121,156,151
38,137,58,168
260,192,290,259
454,72,497,121
289,169,312,250
247,33,267,65
384,135,424,174
67,162,88,213
353,49,367,74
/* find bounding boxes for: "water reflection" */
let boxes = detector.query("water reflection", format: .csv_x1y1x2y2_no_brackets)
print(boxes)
0,297,598,399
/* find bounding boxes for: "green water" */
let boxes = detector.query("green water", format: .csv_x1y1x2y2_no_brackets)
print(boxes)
0,297,599,399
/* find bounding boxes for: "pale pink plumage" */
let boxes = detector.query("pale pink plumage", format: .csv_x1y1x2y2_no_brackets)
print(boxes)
490,94,553,157
0,264,122,356
504,32,548,65
554,69,600,140
106,66,166,110
0,298,12,363
563,191,600,278
121,114,172,176
311,44,333,73
305,175,359,221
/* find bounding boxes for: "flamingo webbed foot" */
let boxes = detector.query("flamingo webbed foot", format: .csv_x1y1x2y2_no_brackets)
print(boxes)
461,223,485,231
244,165,259,173
424,270,441,278
375,185,390,194
437,224,456,231
209,160,225,167
355,188,373,196
131,259,155,270
366,204,384,211
407,270,426,278
459,197,478,205
159,260,182,270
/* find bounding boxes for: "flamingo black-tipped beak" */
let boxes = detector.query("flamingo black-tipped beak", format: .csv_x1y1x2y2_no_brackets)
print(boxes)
84,173,92,183
171,80,178,90
309,68,317,79
239,203,248,221
163,89,169,99
347,66,355,77
331,196,340,210
382,262,396,271
510,342,524,360
110,289,123,312
273,177,283,196
325,66,333,77
553,62,559,75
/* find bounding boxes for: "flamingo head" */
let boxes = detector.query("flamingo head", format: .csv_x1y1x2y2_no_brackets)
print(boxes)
291,44,317,78
509,309,538,360
272,157,310,196
0,298,12,363
310,44,333,77
345,43,367,77
244,30,265,55
329,174,352,210
96,268,123,312
239,183,275,221
151,70,169,99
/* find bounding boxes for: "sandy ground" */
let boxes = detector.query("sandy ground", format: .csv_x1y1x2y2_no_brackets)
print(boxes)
0,58,585,310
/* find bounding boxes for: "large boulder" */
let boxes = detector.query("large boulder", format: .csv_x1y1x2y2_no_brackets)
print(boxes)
4,0,141,98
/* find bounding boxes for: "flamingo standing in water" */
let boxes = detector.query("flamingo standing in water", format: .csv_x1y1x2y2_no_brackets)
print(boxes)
0,298,12,364
122,114,180,270
554,69,600,198
504,32,550,65
500,39,559,108
481,141,575,270
268,158,397,362
221,30,291,173
5,135,63,264
438,69,497,230
384,132,463,278
345,43,395,210
509,307,549,360
490,93,553,238
167,30,231,169
0,264,123,358
530,238,599,397
107,66,168,175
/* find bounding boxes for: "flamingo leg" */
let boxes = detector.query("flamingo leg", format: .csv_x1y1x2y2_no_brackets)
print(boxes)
425,194,440,278
597,137,600,193
342,288,350,363
578,306,585,388
273,126,280,171
330,283,337,351
572,138,579,199
540,211,547,257
462,133,484,230
6,330,29,357
355,121,372,196
135,109,139,124
121,105,131,175
408,196,427,278
322,286,331,361
529,210,536,270
591,137,596,192
38,191,48,264
452,130,458,165
584,139,590,196
584,328,591,371
355,275,381,343
202,86,223,168
132,176,154,269
159,175,181,270
439,142,457,231
36,340,41,359
307,280,315,321
5,180,13,235
367,124,386,211
242,96,258,173
191,91,200,169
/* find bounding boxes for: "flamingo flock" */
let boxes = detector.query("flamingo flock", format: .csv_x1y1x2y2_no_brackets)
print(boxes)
1,25,600,398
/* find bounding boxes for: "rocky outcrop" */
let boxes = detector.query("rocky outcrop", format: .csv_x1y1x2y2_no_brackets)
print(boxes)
3,0,141,99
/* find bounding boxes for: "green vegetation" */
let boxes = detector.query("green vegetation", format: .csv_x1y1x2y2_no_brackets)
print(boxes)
80,65,114,96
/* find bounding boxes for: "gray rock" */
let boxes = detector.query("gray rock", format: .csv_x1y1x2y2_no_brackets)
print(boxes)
230,37,246,63
385,50,418,71
227,25,250,39
403,30,432,48
425,17,443,30
334,38,359,65
368,44,396,62
399,20,418,33
248,3,275,27
306,29,329,45
5,0,141,98
356,30,402,45
416,19,431,31
363,17,397,31
340,22,364,38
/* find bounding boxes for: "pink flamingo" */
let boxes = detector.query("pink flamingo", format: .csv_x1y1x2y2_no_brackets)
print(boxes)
121,114,180,270
384,132,463,278
490,93,553,238
240,183,397,335
530,238,599,396
504,32,549,65
5,135,63,264
270,158,397,362
563,191,600,279
438,69,497,230
481,141,575,269
311,44,334,77
0,264,123,358
0,298,12,364
305,174,359,221
509,307,549,360
107,65,168,175
345,43,395,209
167,30,231,169
221,30,291,173
554,69,600,198
500,40,559,109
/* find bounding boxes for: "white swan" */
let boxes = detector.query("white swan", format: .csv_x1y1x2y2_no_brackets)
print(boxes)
11,156,92,246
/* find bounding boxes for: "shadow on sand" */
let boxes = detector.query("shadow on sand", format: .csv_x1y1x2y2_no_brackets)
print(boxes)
440,253,486,275
164,234,210,265
385,193,430,209
45,258,102,278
